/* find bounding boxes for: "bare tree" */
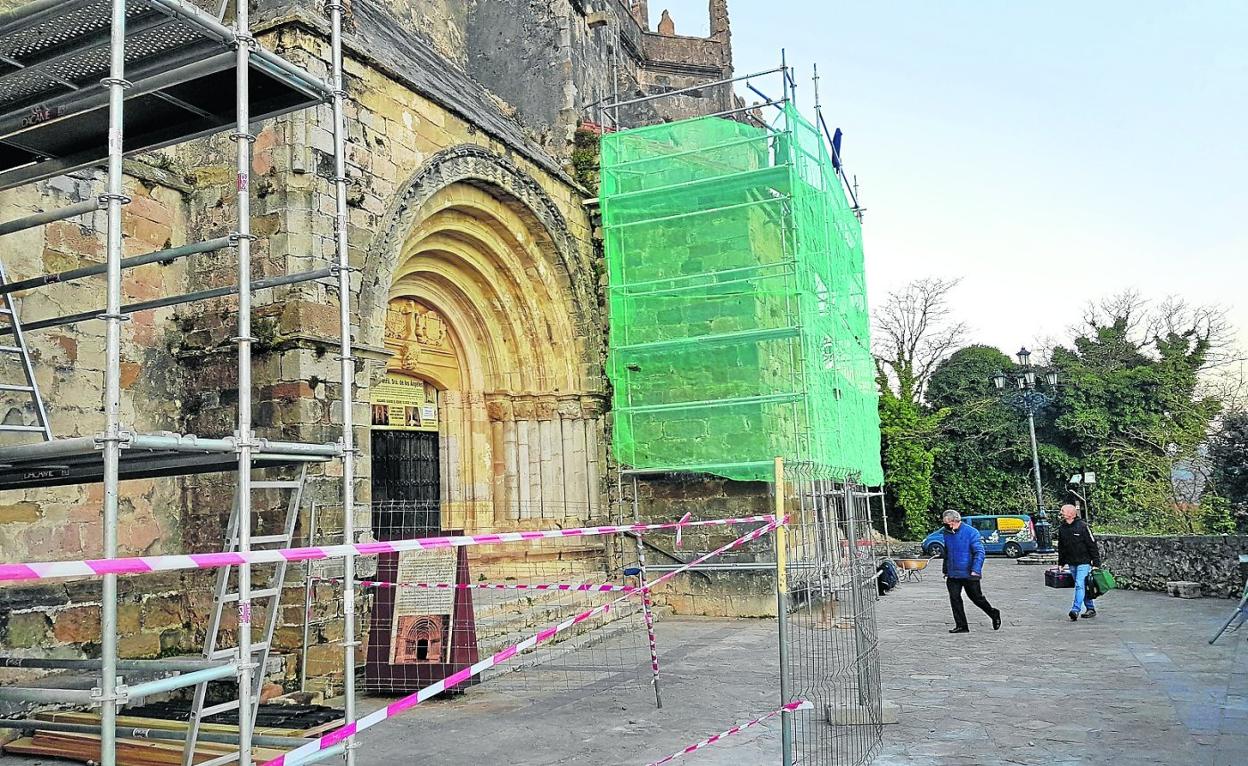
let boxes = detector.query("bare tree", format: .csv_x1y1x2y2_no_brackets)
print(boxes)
1148,296,1239,368
1079,290,1149,339
874,277,968,403
1202,361,1248,416
1075,291,1240,370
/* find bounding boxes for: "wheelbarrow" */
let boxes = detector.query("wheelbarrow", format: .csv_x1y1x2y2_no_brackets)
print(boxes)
893,556,938,583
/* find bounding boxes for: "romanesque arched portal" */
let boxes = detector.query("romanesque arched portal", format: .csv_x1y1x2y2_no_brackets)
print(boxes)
361,146,604,534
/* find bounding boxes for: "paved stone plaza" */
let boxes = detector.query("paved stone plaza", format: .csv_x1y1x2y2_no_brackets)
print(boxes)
874,559,1247,766
357,561,1247,765
2,563,1243,765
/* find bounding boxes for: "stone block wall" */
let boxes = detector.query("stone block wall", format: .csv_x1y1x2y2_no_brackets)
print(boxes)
610,0,736,127
630,475,778,618
607,122,798,473
1099,534,1248,599
0,158,195,673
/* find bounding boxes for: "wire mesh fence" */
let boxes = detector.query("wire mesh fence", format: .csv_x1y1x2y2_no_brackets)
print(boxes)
620,467,883,766
301,500,652,701
781,477,883,766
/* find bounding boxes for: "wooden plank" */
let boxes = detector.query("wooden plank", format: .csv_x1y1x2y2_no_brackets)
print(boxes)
3,731,285,766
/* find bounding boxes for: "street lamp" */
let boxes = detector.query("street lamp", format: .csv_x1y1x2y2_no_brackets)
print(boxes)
990,347,1059,554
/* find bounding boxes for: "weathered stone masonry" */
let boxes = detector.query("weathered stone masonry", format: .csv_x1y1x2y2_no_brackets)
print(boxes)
0,0,750,691
1100,534,1248,599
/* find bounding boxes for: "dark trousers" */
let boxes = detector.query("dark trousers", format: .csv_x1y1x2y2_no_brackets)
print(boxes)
946,577,997,628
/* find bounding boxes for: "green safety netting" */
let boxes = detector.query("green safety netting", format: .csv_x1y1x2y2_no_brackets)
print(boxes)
601,103,883,484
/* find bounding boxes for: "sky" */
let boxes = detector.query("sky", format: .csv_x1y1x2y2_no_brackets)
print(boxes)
657,1,1247,355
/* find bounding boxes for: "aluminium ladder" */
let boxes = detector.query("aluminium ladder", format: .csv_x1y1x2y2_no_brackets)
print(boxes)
182,465,309,766
0,256,52,441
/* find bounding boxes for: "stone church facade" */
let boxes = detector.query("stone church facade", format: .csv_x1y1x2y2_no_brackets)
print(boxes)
0,0,743,680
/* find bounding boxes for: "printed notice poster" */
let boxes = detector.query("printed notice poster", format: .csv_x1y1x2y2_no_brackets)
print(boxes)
389,548,456,664
370,374,438,432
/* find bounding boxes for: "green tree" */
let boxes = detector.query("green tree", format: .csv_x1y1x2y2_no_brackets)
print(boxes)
926,345,1035,515
1049,297,1224,532
1208,410,1248,532
874,278,965,537
878,389,944,538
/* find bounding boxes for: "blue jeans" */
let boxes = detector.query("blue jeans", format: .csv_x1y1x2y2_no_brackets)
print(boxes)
1071,563,1096,613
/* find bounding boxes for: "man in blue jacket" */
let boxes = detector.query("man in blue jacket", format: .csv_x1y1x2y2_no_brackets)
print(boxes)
940,510,1002,633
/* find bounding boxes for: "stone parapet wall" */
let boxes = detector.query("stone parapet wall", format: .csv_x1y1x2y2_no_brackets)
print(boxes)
1099,534,1248,599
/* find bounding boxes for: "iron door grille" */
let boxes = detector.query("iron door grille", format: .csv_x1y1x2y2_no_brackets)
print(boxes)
371,430,440,538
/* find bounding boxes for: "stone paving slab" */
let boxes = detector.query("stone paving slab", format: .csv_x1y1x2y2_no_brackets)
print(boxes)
874,560,1248,766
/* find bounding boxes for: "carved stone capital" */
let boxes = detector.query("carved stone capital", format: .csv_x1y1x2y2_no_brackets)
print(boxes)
535,395,559,420
556,395,583,419
512,395,537,420
580,394,608,418
486,393,514,422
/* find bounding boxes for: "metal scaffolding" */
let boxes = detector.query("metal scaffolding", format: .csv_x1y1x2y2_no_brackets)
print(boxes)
602,62,885,766
0,2,351,765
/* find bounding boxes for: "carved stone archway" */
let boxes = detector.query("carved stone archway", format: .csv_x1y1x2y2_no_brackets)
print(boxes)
365,147,605,534
360,144,597,360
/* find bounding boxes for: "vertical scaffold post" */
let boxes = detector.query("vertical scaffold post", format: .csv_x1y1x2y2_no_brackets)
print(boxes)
631,475,662,709
233,0,256,762
329,2,359,763
99,2,128,764
843,482,869,709
780,49,789,105
878,491,892,561
774,457,794,766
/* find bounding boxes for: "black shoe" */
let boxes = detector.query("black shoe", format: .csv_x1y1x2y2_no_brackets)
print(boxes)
949,626,969,634
1081,609,1097,619
1068,611,1079,622
991,610,1002,630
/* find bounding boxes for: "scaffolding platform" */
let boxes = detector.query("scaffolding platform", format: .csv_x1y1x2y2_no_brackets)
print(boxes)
0,432,337,490
0,0,330,192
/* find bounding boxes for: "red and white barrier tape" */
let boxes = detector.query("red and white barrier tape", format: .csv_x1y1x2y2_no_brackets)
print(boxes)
314,577,637,593
0,515,775,583
263,517,786,766
674,512,691,549
644,700,813,766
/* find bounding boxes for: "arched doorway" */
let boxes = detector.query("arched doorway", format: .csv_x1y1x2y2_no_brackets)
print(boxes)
369,370,442,537
364,152,604,535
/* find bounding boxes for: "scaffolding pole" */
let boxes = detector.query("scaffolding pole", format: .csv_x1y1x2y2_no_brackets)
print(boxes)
630,475,662,709
0,200,100,238
99,2,128,764
0,237,231,298
11,267,335,335
328,2,359,764
233,0,256,762
774,458,794,766
0,687,98,704
0,657,223,671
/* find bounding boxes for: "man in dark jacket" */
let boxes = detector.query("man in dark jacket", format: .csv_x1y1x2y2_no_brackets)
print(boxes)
1057,504,1101,621
940,510,1002,633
